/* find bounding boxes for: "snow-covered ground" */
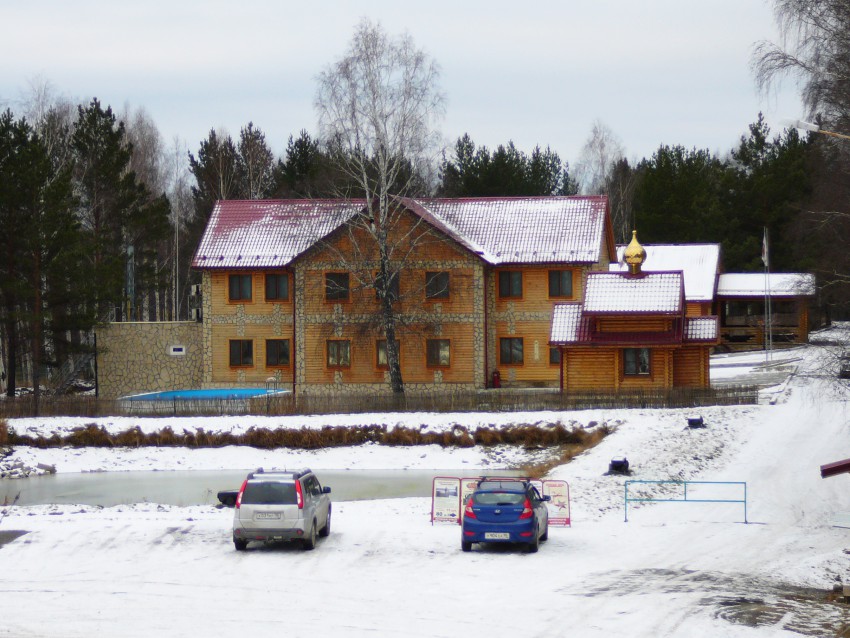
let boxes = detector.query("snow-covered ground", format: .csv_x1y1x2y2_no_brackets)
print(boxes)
2,329,850,637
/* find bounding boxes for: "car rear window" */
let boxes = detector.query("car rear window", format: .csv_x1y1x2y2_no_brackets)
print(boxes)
477,480,526,491
241,481,297,505
472,491,525,506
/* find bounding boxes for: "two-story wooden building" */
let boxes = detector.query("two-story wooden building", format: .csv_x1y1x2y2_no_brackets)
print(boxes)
192,196,616,396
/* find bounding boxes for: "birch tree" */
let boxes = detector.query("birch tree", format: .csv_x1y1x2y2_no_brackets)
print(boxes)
315,19,445,394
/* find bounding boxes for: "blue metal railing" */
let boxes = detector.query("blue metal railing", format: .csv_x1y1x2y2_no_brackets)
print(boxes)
624,480,747,523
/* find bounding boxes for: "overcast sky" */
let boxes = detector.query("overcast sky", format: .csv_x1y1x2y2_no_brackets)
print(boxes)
2,1,804,168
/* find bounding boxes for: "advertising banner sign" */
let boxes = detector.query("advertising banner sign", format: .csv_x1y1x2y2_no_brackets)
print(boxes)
431,476,571,527
431,477,462,523
542,480,571,526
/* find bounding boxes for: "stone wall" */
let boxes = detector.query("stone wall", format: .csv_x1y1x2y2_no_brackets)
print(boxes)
97,322,203,399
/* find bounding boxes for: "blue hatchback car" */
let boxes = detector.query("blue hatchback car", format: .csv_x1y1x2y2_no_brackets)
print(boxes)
461,478,550,553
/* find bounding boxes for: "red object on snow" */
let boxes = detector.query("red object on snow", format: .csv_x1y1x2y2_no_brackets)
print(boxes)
821,458,850,479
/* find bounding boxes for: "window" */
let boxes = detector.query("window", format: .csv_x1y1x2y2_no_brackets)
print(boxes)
548,270,573,298
228,274,252,302
325,272,350,301
426,339,451,367
229,339,253,367
500,337,524,365
549,347,561,365
376,339,400,368
624,348,651,376
265,274,289,301
498,271,522,298
375,271,400,303
327,340,351,368
266,339,290,367
425,271,450,299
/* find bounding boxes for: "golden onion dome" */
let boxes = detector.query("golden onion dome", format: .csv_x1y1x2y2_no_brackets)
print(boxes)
624,230,646,275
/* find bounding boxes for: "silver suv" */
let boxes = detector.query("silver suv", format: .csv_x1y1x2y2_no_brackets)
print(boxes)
232,468,331,551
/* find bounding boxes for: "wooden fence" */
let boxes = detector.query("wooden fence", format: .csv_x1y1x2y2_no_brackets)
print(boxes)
0,385,759,418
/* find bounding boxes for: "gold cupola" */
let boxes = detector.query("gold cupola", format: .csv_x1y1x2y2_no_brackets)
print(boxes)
624,230,646,276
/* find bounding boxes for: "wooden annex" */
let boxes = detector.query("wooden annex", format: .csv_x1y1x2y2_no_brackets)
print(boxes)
549,232,719,392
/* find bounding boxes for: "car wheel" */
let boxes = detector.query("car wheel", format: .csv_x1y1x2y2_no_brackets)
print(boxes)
303,521,317,550
461,540,472,552
234,538,248,552
527,529,539,553
319,507,331,538
540,522,549,542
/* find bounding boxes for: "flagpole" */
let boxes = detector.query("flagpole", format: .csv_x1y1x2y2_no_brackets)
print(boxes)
762,227,772,363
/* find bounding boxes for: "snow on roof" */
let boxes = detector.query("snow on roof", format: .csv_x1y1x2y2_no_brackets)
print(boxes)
549,303,587,344
716,273,816,297
611,244,719,302
684,316,719,342
193,196,611,269
416,196,610,265
192,200,364,269
583,272,684,314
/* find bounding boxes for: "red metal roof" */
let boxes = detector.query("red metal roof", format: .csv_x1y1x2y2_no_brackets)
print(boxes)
550,303,586,344
415,196,611,265
611,244,720,302
550,303,692,346
192,200,365,269
193,196,612,270
684,316,719,343
583,272,684,315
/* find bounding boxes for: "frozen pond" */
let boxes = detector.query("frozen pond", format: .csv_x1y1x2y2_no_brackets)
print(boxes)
0,468,521,507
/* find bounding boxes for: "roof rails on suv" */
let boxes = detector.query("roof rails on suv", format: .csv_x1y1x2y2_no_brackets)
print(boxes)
246,467,312,480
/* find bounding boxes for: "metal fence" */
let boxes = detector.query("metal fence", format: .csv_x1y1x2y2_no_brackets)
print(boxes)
0,385,759,418
624,480,748,523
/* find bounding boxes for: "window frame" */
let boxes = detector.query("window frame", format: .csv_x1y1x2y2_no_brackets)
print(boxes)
497,270,523,299
549,347,561,366
264,273,290,302
375,271,400,304
228,274,253,303
425,271,450,300
229,339,254,368
623,347,651,376
376,338,401,370
326,339,351,369
499,337,524,366
548,269,574,299
425,338,451,368
265,338,291,368
325,272,351,302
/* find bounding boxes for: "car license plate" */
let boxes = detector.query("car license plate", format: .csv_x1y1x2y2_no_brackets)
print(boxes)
255,512,281,520
484,532,510,540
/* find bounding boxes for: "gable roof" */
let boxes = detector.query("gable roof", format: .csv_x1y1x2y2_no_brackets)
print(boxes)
192,200,364,270
550,303,718,346
410,196,614,265
583,271,684,314
192,196,614,270
610,243,720,302
716,273,816,297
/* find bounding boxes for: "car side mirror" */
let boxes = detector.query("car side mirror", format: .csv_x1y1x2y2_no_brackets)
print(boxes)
542,495,551,502
323,486,332,494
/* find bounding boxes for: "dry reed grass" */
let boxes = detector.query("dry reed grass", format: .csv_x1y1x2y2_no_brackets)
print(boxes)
5,421,611,456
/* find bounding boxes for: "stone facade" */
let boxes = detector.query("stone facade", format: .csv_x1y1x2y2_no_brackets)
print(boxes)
97,322,203,399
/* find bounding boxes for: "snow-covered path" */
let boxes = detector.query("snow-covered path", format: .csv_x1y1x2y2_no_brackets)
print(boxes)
2,340,850,636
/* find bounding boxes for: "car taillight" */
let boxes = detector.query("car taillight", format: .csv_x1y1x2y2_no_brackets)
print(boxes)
519,498,533,519
463,499,477,519
235,479,248,509
295,480,304,509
